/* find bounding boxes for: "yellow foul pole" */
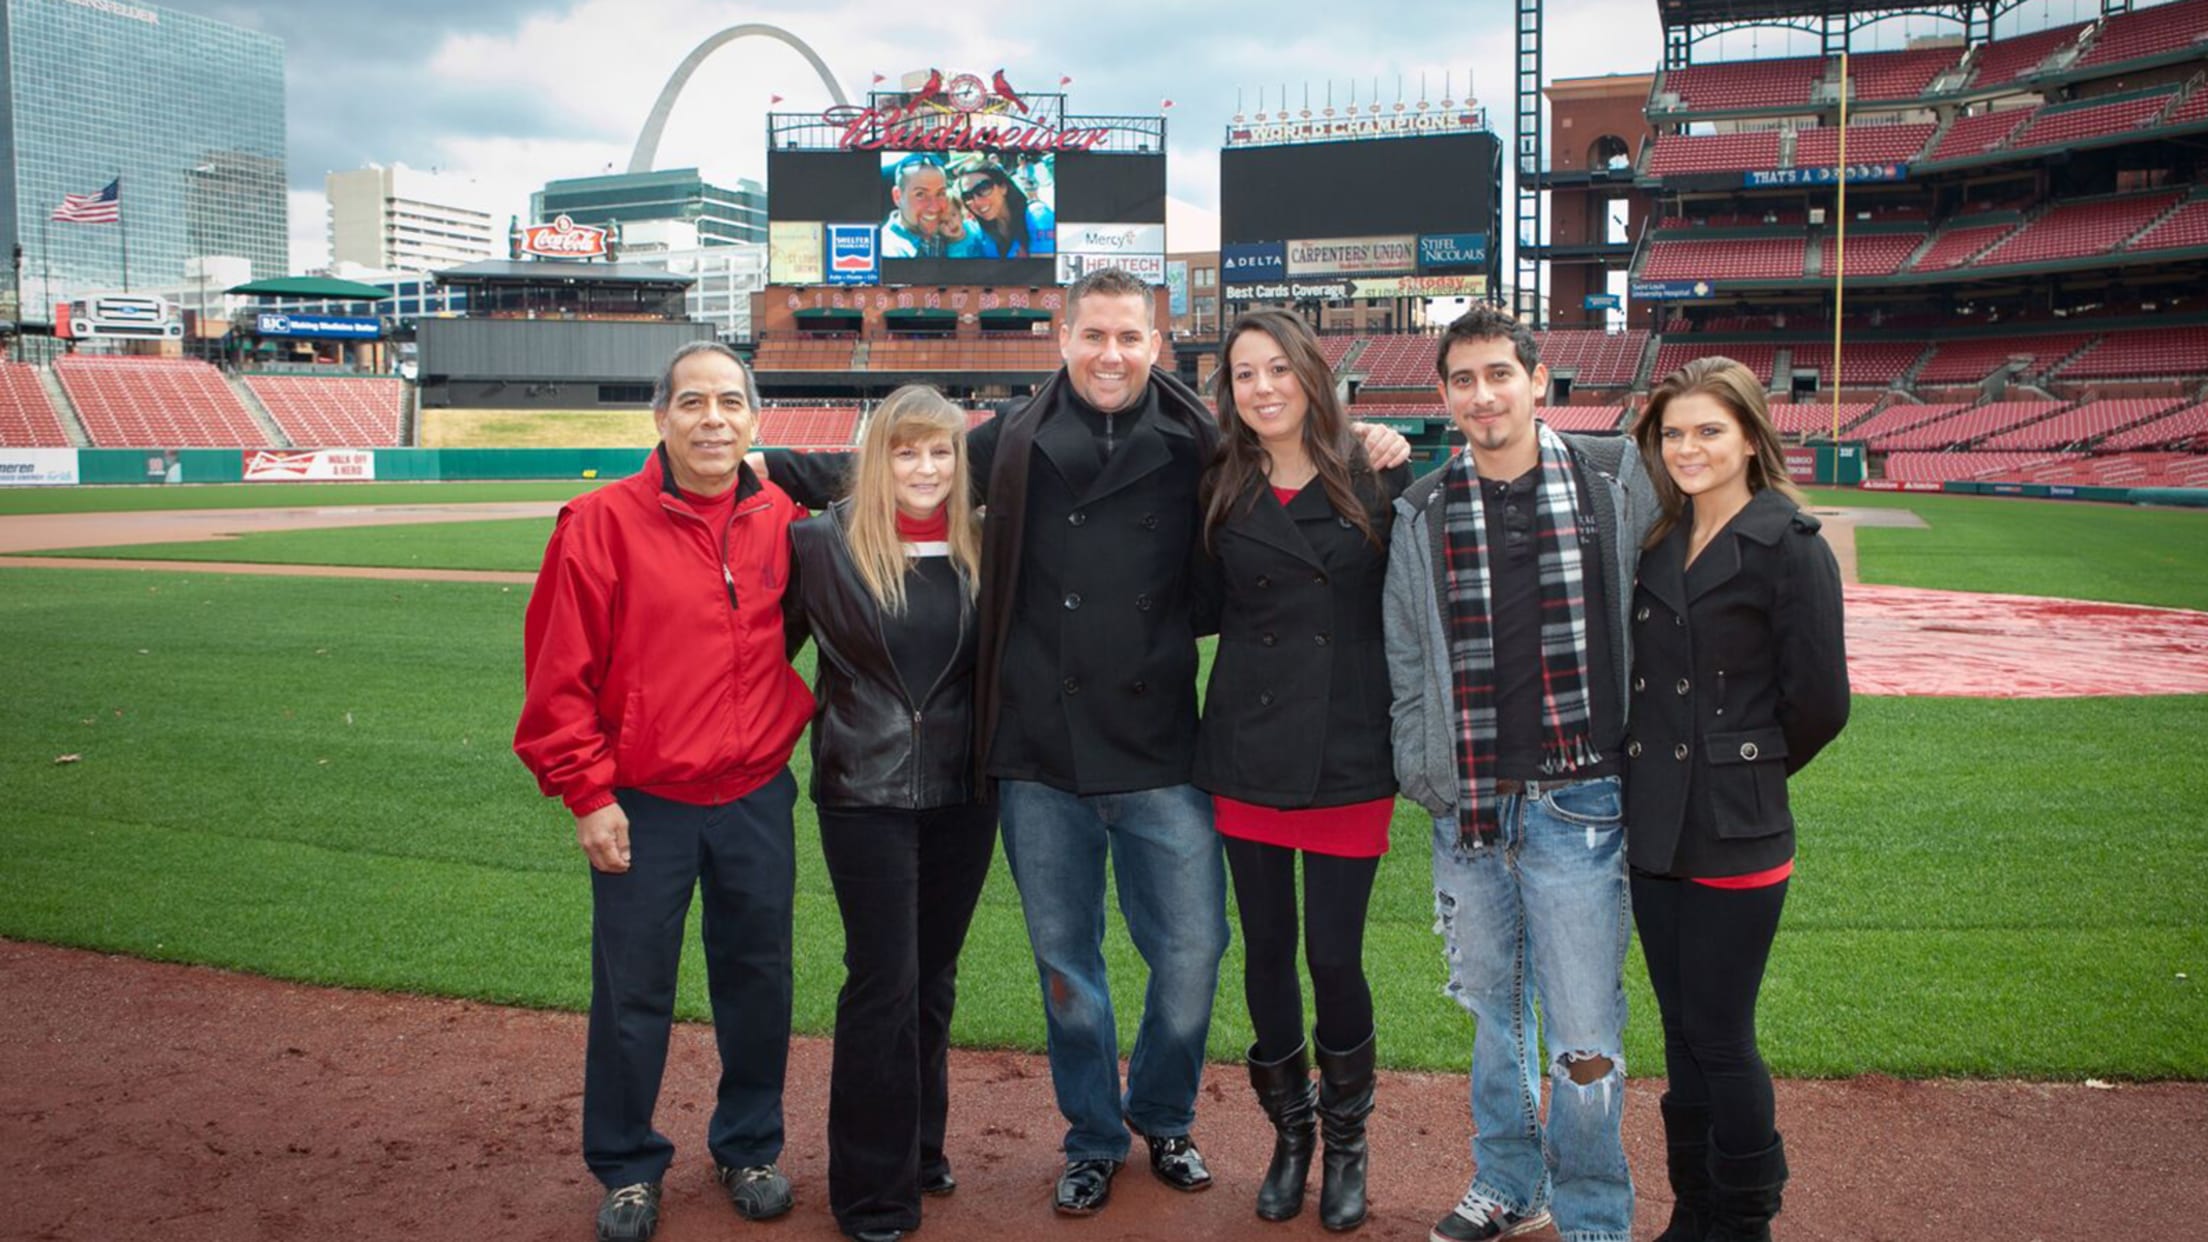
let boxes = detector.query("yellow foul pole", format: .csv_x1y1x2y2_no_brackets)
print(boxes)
1831,51,1849,444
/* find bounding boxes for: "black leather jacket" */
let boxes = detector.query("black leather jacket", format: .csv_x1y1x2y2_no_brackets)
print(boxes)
789,501,979,810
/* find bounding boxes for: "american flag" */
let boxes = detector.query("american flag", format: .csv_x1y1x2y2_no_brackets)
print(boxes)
51,180,120,224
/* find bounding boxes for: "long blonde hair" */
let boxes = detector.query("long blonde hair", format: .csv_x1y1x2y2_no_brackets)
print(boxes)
843,385,981,612
1632,356,1803,549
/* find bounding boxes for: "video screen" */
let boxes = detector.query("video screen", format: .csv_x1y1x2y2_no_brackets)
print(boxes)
1220,132,1501,243
879,151,1056,261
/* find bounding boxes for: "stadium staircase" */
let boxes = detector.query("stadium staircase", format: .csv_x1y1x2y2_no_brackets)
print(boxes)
227,376,295,448
1336,338,1373,374
2119,195,2196,254
1632,336,1661,390
36,366,91,448
1771,347,1794,392
1803,233,1823,278
852,340,873,369
400,383,419,447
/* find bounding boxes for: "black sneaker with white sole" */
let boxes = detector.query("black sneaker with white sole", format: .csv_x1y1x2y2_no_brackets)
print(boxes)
595,1182,661,1242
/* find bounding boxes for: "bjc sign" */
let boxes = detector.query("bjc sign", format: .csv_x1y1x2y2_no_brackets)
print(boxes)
521,215,608,259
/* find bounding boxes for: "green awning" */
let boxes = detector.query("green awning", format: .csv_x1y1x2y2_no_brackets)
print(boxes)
794,306,864,319
227,276,393,300
883,307,958,320
978,307,1054,321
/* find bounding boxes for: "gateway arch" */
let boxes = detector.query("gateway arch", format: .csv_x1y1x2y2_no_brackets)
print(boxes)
628,24,849,173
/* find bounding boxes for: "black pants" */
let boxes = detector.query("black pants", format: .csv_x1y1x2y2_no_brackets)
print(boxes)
1222,835,1380,1060
583,774,797,1188
1631,870,1788,1155
819,801,998,1235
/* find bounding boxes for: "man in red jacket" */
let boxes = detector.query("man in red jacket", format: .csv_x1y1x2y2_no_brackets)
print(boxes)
515,341,814,1242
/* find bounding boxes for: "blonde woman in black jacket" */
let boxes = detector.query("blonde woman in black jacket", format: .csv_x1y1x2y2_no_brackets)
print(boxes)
788,385,993,1242
1623,358,1849,1242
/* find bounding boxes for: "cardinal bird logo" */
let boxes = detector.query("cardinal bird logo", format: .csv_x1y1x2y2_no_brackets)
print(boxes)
909,68,944,107
991,69,1030,114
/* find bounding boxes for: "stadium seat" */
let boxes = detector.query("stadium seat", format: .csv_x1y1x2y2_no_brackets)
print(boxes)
1645,130,1784,177
1792,122,1936,167
1642,237,1807,281
2074,0,2208,70
2009,91,2180,152
1878,401,2065,450
1840,47,1965,101
55,356,269,447
1880,450,2076,483
1824,231,1927,277
1784,341,1925,386
1849,402,1973,450
2126,197,2208,252
245,375,404,447
1766,401,1875,435
1917,333,2095,383
2099,401,2208,451
1650,341,1779,385
756,405,861,449
2055,326,2208,380
1974,192,2182,267
1925,107,2036,162
1977,398,2186,450
1966,20,2091,86
1910,219,2020,270
1658,58,1824,111
0,362,71,447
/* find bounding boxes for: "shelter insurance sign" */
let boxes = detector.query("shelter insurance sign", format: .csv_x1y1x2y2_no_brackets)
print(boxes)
243,449,376,482
1286,235,1415,277
519,215,608,259
825,224,879,286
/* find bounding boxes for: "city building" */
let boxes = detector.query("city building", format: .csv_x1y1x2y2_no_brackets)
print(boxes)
0,0,286,323
529,169,767,247
327,164,499,273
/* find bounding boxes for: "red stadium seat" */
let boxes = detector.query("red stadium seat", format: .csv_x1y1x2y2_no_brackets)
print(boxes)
1967,20,2092,86
2075,0,2208,69
1974,192,2181,267
1977,398,2187,450
0,363,71,447
1658,58,1824,111
55,356,268,447
1645,130,1784,177
245,375,403,447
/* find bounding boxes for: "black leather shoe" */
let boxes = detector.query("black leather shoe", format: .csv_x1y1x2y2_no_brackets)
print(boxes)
849,1230,905,1242
919,1166,957,1197
1053,1158,1122,1216
1124,1116,1213,1192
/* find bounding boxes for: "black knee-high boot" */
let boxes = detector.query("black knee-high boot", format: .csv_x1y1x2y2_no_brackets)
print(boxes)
1654,1094,1713,1242
1706,1133,1787,1242
1313,1031,1374,1232
1247,1042,1317,1221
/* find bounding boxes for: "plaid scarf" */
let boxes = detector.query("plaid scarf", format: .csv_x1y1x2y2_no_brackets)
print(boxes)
1440,421,1600,847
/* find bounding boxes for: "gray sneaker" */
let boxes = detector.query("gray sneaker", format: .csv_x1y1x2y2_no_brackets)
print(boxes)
595,1182,661,1242
715,1163,793,1221
1429,1188,1552,1242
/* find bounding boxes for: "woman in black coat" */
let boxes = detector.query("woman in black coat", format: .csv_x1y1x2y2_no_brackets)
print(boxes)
787,385,995,1242
1193,308,1405,1232
1623,357,1849,1242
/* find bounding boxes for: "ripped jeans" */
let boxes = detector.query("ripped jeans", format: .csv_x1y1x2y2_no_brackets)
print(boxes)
1431,775,1632,1242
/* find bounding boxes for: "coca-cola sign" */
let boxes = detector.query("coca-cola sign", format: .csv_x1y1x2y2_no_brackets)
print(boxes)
520,215,608,259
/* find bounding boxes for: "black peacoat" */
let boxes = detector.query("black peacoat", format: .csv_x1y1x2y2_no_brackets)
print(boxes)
1192,465,1408,808
1622,487,1850,878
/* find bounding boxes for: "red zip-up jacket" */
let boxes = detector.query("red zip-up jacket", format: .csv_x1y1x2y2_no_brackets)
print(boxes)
515,447,813,816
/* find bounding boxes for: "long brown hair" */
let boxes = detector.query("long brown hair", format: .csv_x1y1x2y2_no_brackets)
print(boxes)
843,385,981,612
1632,355,1803,549
1204,309,1377,549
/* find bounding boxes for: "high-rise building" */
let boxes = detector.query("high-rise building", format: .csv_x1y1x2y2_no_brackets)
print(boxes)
0,0,287,321
327,164,500,273
529,169,767,248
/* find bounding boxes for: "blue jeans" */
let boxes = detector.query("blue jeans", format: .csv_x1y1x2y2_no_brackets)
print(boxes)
1431,775,1632,1242
998,780,1228,1161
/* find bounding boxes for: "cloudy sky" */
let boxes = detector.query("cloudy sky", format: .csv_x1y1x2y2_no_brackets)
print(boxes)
156,0,2109,271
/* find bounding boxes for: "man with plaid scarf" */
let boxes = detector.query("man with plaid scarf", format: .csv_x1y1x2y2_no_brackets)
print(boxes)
1383,305,1655,1242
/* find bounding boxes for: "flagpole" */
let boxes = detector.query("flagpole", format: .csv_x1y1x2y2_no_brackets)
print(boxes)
116,174,129,292
40,214,52,328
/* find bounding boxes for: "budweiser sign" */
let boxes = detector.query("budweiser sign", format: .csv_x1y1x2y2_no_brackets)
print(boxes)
520,215,608,259
827,104,1108,153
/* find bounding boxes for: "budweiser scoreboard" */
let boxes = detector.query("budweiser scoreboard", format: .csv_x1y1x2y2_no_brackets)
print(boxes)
765,71,1167,289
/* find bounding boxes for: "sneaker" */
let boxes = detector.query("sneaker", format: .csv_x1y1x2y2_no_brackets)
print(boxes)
715,1163,794,1221
1429,1189,1552,1242
595,1182,662,1242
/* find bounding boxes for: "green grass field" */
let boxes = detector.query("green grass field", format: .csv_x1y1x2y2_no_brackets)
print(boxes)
0,479,605,516
0,484,2203,1079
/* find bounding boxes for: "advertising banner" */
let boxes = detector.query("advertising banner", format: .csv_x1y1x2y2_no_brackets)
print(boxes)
520,214,609,259
825,223,879,286
770,221,824,285
0,448,79,487
1286,235,1416,277
1220,242,1287,283
1225,109,1488,148
1166,261,1190,317
256,312,380,340
1055,223,1166,255
1348,274,1487,299
1583,293,1622,310
1417,232,1489,270
242,449,377,482
1743,163,1909,189
1057,252,1166,283
1630,278,1713,301
1784,447,1818,483
1224,279,1355,302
